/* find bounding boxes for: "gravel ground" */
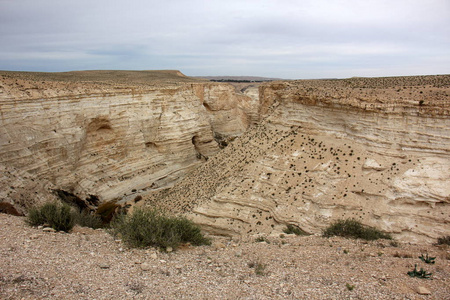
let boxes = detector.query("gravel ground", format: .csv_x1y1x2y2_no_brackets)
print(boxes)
1,214,449,300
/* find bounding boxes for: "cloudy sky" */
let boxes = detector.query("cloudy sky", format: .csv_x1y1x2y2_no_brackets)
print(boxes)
0,0,449,79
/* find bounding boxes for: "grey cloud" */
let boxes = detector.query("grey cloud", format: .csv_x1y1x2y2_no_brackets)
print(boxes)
0,0,448,78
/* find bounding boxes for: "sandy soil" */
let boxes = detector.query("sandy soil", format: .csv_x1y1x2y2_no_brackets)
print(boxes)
1,214,449,300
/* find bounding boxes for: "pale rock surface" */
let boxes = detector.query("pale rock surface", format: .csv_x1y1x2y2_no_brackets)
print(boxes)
146,75,450,243
416,286,431,295
0,71,253,208
0,164,58,214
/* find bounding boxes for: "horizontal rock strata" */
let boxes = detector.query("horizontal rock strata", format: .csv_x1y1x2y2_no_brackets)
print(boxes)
0,71,253,206
146,75,450,243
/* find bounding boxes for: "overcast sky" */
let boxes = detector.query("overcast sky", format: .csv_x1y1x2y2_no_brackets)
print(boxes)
0,0,449,79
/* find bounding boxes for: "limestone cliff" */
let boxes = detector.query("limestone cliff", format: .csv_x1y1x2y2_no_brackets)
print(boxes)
146,75,450,243
0,71,253,207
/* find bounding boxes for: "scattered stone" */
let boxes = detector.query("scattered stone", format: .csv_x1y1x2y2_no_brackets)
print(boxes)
150,252,158,259
166,246,173,253
213,242,226,250
99,264,110,269
29,234,40,240
43,227,56,232
416,286,431,295
175,265,183,274
140,263,151,271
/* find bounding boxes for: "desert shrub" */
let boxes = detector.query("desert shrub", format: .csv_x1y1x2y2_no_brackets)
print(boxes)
248,261,267,276
283,224,308,236
323,218,392,241
110,208,210,249
27,202,74,232
436,235,450,246
72,210,103,229
173,216,211,246
419,253,436,264
407,264,432,279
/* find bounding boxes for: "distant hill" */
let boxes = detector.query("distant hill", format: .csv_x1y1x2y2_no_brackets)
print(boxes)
196,76,283,82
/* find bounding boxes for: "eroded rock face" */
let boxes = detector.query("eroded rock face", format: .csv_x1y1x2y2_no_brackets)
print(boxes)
0,71,253,204
0,164,58,215
146,75,450,243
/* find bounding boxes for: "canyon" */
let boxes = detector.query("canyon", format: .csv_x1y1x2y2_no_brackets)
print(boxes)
145,75,450,243
1,71,449,243
0,71,255,213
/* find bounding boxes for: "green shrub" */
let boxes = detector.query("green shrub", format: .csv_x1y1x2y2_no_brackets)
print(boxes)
323,218,392,241
110,208,210,249
72,210,103,229
173,216,211,246
27,202,74,232
283,224,308,236
407,264,432,279
419,254,436,264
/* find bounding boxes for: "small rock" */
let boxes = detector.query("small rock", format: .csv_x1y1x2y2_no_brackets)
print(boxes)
150,252,158,259
37,226,43,229
213,242,226,250
416,286,431,295
175,265,183,274
29,234,40,240
99,264,110,269
166,246,173,253
42,227,56,232
141,263,151,271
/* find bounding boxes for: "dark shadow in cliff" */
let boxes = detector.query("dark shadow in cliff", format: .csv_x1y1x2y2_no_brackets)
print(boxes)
53,189,99,212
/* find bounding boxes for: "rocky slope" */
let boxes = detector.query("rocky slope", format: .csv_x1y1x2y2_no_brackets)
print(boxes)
0,71,254,209
145,75,450,243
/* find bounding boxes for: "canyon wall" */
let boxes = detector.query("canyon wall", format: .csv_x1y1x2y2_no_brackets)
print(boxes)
146,75,450,243
0,71,253,210
2,71,449,243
